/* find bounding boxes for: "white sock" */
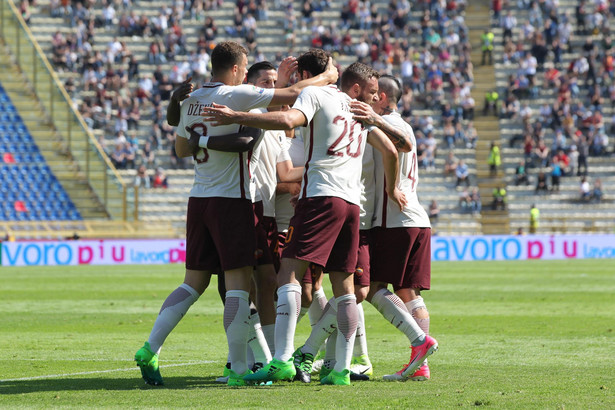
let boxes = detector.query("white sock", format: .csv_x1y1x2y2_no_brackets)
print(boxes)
353,302,369,358
261,324,275,355
274,283,302,361
308,287,327,326
407,296,430,366
371,288,424,345
296,306,309,324
224,290,251,374
324,328,337,369
148,283,199,354
303,298,337,356
247,312,272,365
333,294,358,373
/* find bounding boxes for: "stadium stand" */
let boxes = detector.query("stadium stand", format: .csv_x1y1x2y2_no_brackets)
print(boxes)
0,83,82,222
491,0,615,234
11,0,481,235
7,0,611,236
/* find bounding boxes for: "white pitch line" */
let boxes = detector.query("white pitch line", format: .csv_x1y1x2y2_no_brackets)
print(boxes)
0,360,215,383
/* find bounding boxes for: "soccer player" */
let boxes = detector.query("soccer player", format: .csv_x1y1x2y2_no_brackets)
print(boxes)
134,41,338,387
202,51,407,386
357,75,439,381
291,67,417,384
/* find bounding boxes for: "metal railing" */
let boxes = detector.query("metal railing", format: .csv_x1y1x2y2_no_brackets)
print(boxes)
0,0,138,221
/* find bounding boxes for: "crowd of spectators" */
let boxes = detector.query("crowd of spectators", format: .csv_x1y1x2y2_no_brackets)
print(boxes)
495,0,611,200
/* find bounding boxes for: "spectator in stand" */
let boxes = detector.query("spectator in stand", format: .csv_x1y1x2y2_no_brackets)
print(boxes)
134,164,151,188
428,200,440,222
550,159,562,192
455,159,470,187
591,178,603,203
535,171,549,194
514,160,530,185
151,167,168,188
529,204,539,234
110,143,126,169
470,187,482,214
576,137,589,176
458,187,471,212
487,142,501,177
491,186,506,211
580,177,591,201
533,140,550,168
444,151,459,176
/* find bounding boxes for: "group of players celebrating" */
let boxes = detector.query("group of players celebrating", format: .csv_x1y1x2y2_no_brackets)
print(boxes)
134,41,438,387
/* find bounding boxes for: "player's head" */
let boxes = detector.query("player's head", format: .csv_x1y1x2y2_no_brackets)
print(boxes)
341,62,380,105
296,49,329,79
376,74,402,113
210,41,249,85
247,61,277,89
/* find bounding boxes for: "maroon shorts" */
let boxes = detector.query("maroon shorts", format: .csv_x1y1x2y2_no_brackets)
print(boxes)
370,226,431,291
186,197,255,272
282,196,360,274
253,201,274,266
354,229,371,287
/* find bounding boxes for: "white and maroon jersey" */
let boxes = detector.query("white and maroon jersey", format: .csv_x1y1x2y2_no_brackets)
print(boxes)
249,108,290,217
359,143,376,230
373,111,431,228
176,82,275,199
275,130,304,232
292,85,368,206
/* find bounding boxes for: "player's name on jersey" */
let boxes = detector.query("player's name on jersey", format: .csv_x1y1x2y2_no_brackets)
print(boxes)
186,102,213,116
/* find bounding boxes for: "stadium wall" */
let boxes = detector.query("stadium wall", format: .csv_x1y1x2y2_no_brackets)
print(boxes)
1,235,615,266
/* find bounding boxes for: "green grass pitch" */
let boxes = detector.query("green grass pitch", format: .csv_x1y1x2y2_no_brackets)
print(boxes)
1,260,613,408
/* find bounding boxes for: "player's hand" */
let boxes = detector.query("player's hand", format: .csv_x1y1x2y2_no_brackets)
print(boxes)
389,187,408,211
350,100,379,125
201,103,237,126
324,57,339,84
171,77,193,103
185,126,202,156
277,56,298,87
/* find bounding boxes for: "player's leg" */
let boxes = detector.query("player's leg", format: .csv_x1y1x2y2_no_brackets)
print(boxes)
395,227,434,381
350,231,372,379
135,269,211,386
135,197,215,386
298,268,313,324
244,257,309,383
224,265,257,385
320,270,357,386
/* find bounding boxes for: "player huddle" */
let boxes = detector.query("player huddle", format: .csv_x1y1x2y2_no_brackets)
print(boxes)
134,41,438,387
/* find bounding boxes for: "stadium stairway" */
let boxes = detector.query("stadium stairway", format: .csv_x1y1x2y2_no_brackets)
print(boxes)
465,0,510,234
0,44,108,219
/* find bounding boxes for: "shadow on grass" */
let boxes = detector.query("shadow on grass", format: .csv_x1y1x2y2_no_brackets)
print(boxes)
0,376,281,394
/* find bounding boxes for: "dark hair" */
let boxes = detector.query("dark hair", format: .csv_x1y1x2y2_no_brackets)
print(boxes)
297,49,329,77
378,74,402,104
247,61,276,84
210,41,248,77
340,62,380,92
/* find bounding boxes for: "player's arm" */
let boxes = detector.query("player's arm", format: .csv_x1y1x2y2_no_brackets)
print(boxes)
276,181,301,195
175,126,262,157
367,128,407,210
277,160,304,182
351,101,412,152
268,57,338,107
202,103,308,130
166,77,193,126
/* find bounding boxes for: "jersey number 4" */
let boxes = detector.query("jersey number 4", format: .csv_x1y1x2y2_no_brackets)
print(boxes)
191,123,209,163
327,116,363,158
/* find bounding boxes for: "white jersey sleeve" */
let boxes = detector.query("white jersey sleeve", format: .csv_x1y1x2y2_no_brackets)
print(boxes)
373,112,431,228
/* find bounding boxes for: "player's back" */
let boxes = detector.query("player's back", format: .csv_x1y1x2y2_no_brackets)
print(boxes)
294,85,367,206
177,82,274,199
373,112,430,228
